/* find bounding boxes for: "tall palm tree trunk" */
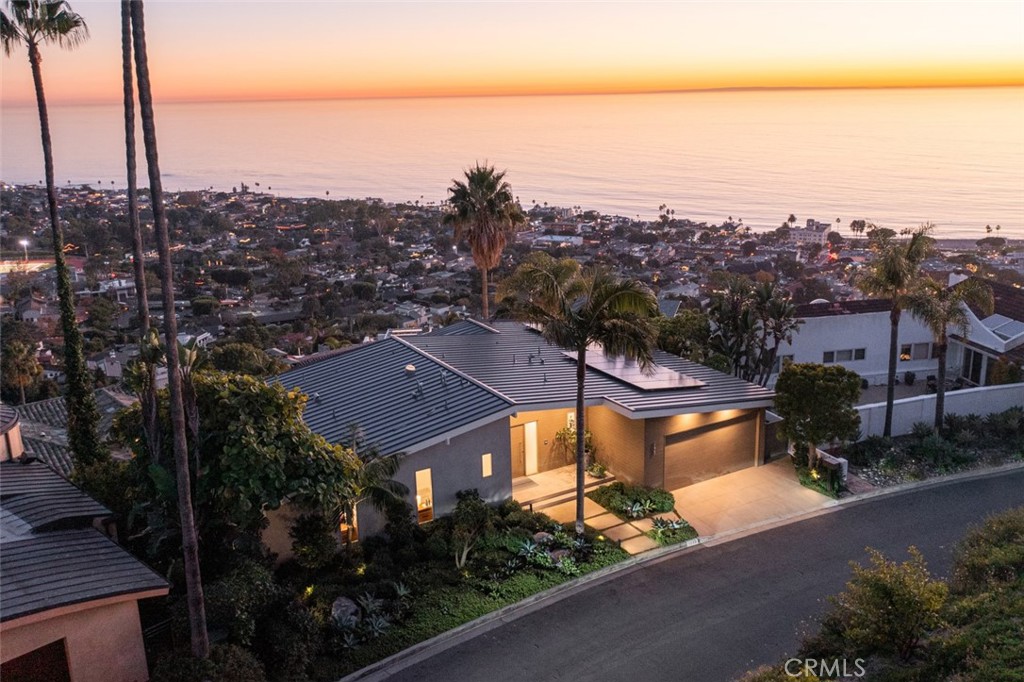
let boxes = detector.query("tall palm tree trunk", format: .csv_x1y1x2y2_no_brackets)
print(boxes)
20,383,26,406
575,346,587,536
934,342,947,432
130,0,209,659
27,40,102,464
481,266,490,320
121,0,158,462
884,307,900,437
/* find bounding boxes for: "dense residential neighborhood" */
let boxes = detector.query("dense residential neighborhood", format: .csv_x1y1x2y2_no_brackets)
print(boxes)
2,179,1022,681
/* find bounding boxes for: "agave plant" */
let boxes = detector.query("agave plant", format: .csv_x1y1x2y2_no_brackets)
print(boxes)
356,592,383,616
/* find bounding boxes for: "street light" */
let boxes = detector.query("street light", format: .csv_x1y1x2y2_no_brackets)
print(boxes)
19,239,29,262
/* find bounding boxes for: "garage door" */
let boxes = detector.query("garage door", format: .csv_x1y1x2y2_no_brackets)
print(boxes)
663,414,758,489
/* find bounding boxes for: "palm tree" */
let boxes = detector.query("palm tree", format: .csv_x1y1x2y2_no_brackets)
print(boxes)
443,163,524,319
120,0,158,462
3,340,41,404
856,224,933,437
130,0,208,659
499,253,658,535
905,278,993,431
2,0,103,464
339,426,408,543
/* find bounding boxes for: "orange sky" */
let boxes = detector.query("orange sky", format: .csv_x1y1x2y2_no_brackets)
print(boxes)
1,1,1022,105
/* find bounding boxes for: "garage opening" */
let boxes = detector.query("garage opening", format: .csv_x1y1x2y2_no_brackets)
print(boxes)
663,412,758,489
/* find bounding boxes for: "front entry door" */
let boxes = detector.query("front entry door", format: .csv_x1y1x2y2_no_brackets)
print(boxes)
511,425,525,477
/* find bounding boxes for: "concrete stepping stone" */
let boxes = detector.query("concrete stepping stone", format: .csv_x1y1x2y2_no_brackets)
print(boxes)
602,523,642,542
620,535,660,554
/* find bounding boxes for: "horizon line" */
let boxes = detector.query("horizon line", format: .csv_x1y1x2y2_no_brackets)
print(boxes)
3,81,1022,108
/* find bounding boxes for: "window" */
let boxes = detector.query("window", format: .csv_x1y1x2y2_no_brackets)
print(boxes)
902,343,930,361
823,349,864,364
481,453,492,478
772,354,794,373
415,469,433,523
962,348,984,385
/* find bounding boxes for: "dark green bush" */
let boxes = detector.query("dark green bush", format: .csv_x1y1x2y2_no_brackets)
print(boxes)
152,644,267,682
289,512,339,571
950,506,1024,594
255,600,321,681
203,560,281,646
844,435,896,466
908,434,972,469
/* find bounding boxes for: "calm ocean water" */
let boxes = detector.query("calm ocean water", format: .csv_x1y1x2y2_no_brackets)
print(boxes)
2,88,1022,239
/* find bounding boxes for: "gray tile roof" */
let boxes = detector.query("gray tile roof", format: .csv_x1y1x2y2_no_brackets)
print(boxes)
1,529,168,623
425,319,501,335
15,388,136,442
0,461,168,623
0,460,110,531
405,321,775,414
274,337,513,455
21,437,74,479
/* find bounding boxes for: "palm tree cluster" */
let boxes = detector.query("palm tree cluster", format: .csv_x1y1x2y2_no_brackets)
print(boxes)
857,224,995,435
708,276,801,387
444,163,525,320
499,253,658,534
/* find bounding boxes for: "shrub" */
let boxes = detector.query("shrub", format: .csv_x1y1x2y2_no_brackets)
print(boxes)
203,560,281,646
910,421,934,440
829,547,948,661
289,512,338,571
844,435,896,467
908,434,971,469
736,664,821,682
646,516,699,546
587,482,675,519
950,506,1024,595
152,644,267,682
254,601,321,681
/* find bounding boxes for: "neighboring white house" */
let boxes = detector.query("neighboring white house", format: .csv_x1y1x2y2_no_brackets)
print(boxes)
947,279,1024,386
787,219,831,248
770,299,941,386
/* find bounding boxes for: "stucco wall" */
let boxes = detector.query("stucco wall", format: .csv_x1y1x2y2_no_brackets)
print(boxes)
856,383,1024,438
510,408,575,472
586,406,645,484
772,311,942,386
1,599,151,682
358,416,513,536
645,409,764,487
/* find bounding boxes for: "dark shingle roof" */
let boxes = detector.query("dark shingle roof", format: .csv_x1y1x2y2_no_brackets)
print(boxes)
16,388,136,440
0,461,168,623
0,460,110,531
1,529,168,622
795,299,891,318
405,321,774,414
21,437,74,479
274,337,513,454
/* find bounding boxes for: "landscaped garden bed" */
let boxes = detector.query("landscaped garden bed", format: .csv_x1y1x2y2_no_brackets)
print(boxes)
836,407,1024,489
644,517,698,546
586,481,676,520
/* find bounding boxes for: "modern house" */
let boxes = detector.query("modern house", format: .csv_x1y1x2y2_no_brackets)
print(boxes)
0,409,168,682
275,319,775,536
769,299,940,386
951,279,1024,386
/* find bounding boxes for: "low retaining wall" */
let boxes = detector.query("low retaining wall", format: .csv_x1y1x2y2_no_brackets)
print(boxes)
856,383,1024,438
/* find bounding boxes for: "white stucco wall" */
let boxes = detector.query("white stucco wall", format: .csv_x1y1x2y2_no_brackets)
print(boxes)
772,310,942,385
856,383,1024,437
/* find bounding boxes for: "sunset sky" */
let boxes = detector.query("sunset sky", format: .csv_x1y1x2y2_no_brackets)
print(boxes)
1,1,1022,105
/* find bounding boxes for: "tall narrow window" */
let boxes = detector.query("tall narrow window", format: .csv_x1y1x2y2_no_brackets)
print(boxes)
415,469,433,523
481,453,493,478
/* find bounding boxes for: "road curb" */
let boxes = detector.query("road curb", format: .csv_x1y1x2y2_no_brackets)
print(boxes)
338,461,1023,681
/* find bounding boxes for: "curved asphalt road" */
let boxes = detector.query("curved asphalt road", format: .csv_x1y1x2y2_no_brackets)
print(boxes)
388,470,1024,682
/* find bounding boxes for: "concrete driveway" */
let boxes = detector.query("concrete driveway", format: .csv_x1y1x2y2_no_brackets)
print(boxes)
670,457,835,537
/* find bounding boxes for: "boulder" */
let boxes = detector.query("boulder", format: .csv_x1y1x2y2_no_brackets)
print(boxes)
533,531,554,544
331,596,360,626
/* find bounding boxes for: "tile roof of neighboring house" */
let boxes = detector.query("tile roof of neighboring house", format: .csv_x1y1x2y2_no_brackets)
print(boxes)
658,299,682,318
274,336,514,454
16,387,136,442
0,460,168,623
795,299,891,318
971,279,1024,324
0,460,110,531
423,318,501,336
21,437,74,478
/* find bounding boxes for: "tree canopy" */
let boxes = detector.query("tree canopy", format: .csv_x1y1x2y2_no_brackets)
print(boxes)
774,362,862,467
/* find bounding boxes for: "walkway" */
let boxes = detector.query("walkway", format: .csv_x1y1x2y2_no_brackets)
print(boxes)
516,458,834,554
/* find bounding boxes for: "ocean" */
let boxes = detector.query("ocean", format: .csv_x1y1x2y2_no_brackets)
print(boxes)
2,87,1022,239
